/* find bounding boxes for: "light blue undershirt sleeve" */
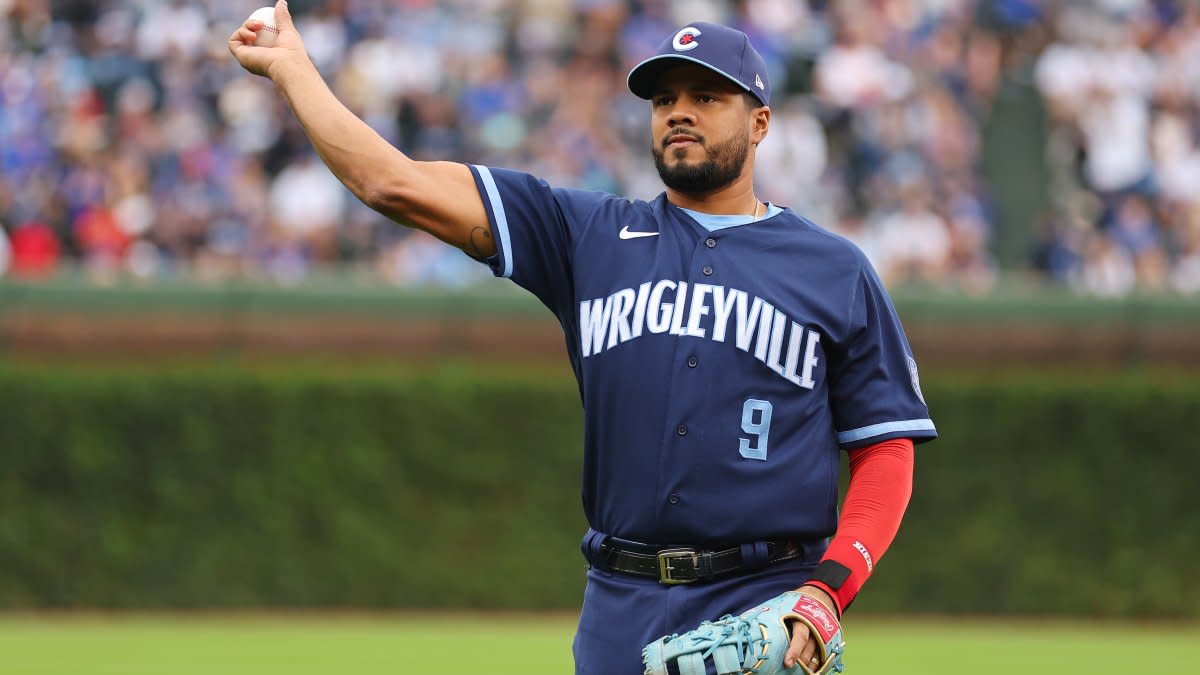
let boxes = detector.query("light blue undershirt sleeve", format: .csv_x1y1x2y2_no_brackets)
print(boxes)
679,203,784,231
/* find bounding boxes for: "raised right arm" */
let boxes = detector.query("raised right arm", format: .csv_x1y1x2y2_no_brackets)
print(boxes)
227,1,496,259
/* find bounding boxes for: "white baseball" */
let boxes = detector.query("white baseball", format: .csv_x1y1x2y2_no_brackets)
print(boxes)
248,7,280,47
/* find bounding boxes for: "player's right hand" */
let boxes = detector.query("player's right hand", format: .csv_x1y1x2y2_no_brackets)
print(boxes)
227,0,309,81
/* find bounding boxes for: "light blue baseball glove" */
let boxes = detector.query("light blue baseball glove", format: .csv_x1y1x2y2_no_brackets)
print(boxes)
642,591,845,675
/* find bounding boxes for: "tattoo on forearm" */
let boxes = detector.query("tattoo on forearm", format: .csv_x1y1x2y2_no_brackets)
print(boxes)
466,226,492,257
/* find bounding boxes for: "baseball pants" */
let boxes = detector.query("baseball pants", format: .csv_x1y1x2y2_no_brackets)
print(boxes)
572,557,819,675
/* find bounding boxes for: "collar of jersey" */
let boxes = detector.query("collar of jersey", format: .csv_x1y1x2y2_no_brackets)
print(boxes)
676,203,784,232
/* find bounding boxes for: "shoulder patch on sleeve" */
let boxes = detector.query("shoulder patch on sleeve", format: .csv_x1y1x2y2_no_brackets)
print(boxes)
906,355,925,405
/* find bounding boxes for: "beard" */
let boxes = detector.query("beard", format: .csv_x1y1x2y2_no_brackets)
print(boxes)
652,129,750,194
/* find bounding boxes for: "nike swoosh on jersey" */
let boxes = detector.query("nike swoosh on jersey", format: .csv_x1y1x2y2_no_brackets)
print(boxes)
619,226,660,240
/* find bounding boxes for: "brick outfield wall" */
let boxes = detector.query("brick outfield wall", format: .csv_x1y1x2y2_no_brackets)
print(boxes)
2,310,1200,368
4,281,1200,366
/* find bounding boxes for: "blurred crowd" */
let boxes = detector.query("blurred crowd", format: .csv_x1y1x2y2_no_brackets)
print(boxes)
0,0,1197,296
1032,1,1200,296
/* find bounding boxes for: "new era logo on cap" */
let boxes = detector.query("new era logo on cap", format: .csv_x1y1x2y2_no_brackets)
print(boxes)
627,21,771,107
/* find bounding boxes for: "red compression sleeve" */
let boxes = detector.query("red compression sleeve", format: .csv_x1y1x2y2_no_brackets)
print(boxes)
803,437,914,614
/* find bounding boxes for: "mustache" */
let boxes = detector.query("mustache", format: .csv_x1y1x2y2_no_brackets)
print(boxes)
661,129,705,149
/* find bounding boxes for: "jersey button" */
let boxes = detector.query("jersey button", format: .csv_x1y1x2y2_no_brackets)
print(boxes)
705,237,717,248
676,424,688,436
667,493,680,505
702,265,713,276
687,355,698,368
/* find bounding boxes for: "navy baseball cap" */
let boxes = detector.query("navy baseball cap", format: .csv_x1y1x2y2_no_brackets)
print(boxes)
627,22,771,107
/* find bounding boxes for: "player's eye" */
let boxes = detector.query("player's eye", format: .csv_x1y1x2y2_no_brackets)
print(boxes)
697,94,716,103
653,96,673,107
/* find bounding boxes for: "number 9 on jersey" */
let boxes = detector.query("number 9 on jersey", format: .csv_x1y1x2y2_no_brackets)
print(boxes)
739,398,773,461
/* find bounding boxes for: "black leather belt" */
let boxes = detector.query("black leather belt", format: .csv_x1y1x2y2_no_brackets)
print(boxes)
600,538,802,585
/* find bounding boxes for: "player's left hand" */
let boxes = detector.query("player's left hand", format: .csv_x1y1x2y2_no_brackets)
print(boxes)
785,586,839,671
642,589,844,675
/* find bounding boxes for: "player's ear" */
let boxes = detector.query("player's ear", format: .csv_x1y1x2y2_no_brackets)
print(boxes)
749,102,770,145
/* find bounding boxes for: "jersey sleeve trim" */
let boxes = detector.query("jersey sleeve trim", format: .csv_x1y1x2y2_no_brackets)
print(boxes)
837,419,936,445
472,165,514,279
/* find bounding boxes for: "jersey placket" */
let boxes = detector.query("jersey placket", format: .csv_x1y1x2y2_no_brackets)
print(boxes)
652,232,722,529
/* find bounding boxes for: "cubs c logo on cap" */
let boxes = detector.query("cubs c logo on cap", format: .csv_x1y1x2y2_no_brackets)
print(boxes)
672,26,701,51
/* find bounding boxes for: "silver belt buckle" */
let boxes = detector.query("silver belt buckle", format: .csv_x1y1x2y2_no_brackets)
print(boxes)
657,548,699,585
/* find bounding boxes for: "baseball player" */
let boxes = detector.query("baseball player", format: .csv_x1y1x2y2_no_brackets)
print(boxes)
230,4,937,674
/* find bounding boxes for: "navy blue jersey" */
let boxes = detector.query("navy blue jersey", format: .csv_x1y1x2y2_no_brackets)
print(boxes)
469,165,936,546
